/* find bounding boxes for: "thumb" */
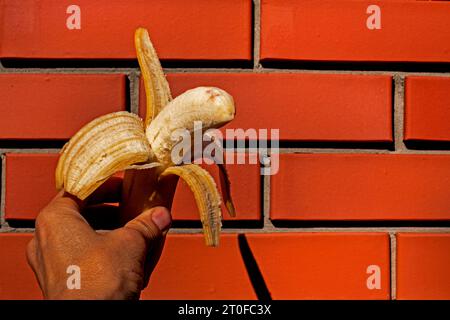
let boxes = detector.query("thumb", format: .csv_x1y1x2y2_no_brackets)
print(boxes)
124,207,172,244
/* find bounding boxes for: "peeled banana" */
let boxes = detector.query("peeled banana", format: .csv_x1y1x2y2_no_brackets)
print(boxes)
55,27,236,247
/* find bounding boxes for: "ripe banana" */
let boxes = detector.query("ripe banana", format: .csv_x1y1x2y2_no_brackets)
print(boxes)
55,27,236,246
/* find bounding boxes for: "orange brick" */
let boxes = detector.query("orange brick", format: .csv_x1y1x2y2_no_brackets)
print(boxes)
405,76,450,142
261,0,450,63
0,234,41,299
0,0,252,61
140,73,393,142
397,233,450,300
4,153,258,222
0,233,255,300
246,233,390,299
0,74,125,139
271,154,450,221
142,234,256,299
5,153,59,222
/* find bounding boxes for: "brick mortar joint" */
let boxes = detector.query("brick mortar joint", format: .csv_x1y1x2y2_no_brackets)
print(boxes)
253,0,261,69
393,74,406,152
279,148,450,154
0,153,5,227
2,148,450,155
389,232,397,300
1,227,450,234
3,148,450,155
128,71,139,115
263,172,272,229
0,66,136,74
1,65,450,76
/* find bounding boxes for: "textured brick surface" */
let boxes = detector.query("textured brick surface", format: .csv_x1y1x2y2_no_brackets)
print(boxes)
405,76,450,142
0,0,252,61
142,234,256,299
0,0,449,301
4,153,260,222
5,153,59,221
0,74,126,139
246,233,390,299
0,234,41,300
0,233,256,300
261,0,450,63
271,154,450,221
140,73,393,142
397,233,450,300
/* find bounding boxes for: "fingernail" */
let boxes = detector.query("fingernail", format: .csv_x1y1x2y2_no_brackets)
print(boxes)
151,207,171,232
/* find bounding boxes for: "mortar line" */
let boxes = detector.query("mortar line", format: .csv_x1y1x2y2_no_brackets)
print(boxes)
262,170,273,231
160,68,450,77
0,68,136,74
279,148,390,154
0,146,449,155
253,0,261,70
389,232,397,300
259,69,450,77
0,154,6,227
0,148,60,154
128,71,140,115
277,148,450,155
393,75,406,152
170,227,450,234
1,66,449,77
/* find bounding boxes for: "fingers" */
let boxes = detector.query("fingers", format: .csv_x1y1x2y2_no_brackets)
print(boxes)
55,176,123,209
43,177,122,230
83,204,121,230
142,233,166,288
123,207,171,289
124,207,172,245
86,176,123,205
35,192,94,239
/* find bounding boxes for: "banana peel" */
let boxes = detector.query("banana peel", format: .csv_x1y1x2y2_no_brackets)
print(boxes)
55,28,236,247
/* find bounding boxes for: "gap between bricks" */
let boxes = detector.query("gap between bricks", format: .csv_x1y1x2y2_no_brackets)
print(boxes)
0,0,450,301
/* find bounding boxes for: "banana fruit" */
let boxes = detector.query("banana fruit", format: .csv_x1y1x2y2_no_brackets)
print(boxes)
55,28,236,246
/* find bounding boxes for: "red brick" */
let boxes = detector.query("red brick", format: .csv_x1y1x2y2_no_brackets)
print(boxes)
0,234,41,299
142,234,256,299
405,76,450,142
271,154,450,221
140,73,393,142
397,233,450,300
261,0,450,63
246,233,390,299
4,153,259,222
0,0,252,61
0,232,393,300
0,74,125,139
5,153,59,221
172,154,261,221
0,233,255,300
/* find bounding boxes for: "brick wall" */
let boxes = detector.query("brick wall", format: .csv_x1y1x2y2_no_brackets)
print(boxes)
0,0,449,300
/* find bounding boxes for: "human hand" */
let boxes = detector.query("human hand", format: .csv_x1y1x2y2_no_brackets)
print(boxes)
26,177,172,300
